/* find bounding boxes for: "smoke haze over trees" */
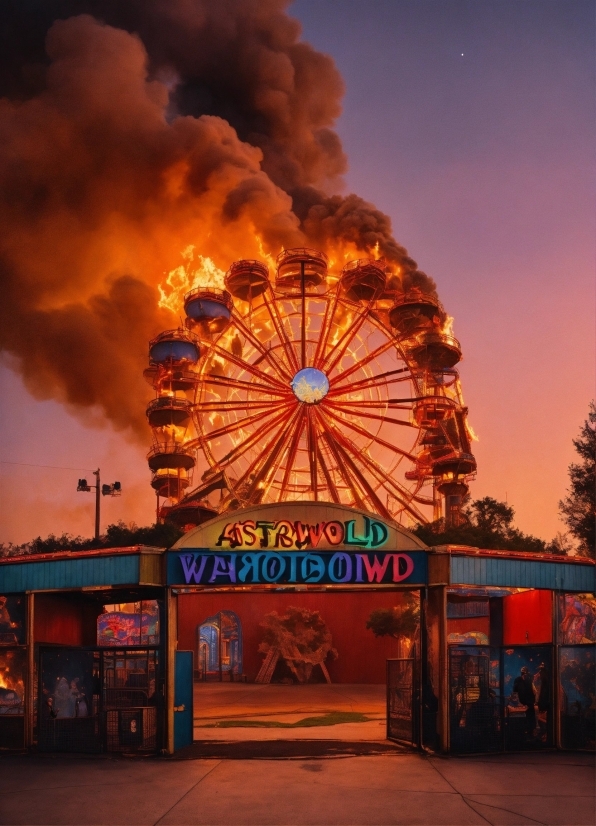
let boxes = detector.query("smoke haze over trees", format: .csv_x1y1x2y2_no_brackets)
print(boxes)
0,0,437,440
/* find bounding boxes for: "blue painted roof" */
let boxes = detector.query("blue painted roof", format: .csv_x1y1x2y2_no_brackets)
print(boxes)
0,547,165,592
450,553,594,592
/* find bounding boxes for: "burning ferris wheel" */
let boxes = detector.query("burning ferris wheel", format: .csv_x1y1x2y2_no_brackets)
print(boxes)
144,249,476,529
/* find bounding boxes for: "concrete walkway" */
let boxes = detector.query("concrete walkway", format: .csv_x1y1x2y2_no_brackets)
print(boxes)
0,751,593,825
193,683,387,741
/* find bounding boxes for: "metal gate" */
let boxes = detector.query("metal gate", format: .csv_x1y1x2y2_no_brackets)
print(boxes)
449,646,501,753
37,647,160,753
387,657,419,745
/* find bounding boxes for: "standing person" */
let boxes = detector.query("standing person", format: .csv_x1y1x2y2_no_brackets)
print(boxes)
513,666,536,739
535,663,551,742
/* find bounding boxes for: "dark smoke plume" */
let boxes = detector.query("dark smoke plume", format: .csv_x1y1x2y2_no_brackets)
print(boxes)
0,0,436,439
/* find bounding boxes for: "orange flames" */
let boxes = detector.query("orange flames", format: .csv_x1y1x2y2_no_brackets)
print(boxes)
442,315,455,336
158,247,226,316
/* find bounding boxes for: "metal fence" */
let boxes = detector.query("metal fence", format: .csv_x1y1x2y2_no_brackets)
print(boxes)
387,657,419,746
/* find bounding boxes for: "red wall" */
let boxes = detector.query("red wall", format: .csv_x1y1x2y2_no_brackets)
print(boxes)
35,595,83,646
177,591,415,683
34,595,101,647
503,590,552,645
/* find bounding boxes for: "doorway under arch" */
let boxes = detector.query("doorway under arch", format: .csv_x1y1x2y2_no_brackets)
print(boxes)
197,611,242,681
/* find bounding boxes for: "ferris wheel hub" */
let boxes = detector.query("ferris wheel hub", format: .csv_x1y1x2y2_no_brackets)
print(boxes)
291,367,329,404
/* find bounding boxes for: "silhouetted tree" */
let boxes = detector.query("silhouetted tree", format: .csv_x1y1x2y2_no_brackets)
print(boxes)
414,496,549,552
559,402,596,559
0,521,183,557
366,593,420,655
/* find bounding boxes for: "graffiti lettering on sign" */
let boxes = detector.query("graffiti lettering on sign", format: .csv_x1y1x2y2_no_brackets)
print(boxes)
215,517,389,549
175,551,424,586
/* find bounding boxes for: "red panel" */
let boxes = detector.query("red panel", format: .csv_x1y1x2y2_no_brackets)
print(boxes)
177,591,418,683
34,595,84,646
503,590,552,645
447,617,490,637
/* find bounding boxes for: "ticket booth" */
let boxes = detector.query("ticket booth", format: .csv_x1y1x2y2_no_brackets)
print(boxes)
424,548,595,754
0,546,167,754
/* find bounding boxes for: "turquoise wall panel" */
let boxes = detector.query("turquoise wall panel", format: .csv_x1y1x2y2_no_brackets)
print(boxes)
0,555,141,593
451,556,595,592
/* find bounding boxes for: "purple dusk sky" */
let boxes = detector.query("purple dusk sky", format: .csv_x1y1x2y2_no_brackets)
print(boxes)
0,0,593,545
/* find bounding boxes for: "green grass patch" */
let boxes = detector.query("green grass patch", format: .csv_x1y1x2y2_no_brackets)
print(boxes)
209,712,372,729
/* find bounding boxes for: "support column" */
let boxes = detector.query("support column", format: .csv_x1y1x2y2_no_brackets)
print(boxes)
166,588,177,755
427,551,450,753
25,592,35,749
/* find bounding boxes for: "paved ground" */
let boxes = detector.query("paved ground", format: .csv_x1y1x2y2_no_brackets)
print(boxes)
1,686,593,824
0,751,593,825
193,683,387,741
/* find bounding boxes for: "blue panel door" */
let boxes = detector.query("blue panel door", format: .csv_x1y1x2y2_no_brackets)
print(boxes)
174,650,194,751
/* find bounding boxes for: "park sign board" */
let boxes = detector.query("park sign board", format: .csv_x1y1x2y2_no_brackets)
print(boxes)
168,548,427,587
168,502,428,587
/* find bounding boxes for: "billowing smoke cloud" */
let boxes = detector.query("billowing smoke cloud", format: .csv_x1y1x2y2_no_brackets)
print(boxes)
0,0,437,439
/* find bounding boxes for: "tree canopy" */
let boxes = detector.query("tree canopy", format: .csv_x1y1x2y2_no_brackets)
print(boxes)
0,520,183,557
559,402,595,559
414,496,556,553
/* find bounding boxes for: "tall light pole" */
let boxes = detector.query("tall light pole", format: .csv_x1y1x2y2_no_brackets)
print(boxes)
77,469,121,540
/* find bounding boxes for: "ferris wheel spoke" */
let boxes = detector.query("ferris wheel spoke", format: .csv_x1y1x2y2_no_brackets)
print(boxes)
315,439,342,505
312,288,341,369
319,303,372,375
306,408,319,500
314,409,376,513
231,311,294,383
320,415,426,523
197,399,290,412
344,441,428,523
327,338,398,389
323,401,417,429
212,405,295,471
200,374,292,398
279,406,307,500
198,401,289,442
242,406,303,504
318,404,417,461
327,366,410,397
327,399,412,410
262,293,301,374
318,426,368,512
208,341,289,391
315,413,391,519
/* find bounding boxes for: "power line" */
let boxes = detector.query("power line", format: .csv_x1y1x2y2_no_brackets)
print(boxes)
0,460,96,472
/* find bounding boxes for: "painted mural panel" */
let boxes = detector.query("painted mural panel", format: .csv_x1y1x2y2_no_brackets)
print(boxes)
40,649,95,720
0,595,26,645
97,601,160,647
559,646,595,751
447,632,489,645
0,647,26,715
197,611,242,678
558,593,596,645
503,646,552,748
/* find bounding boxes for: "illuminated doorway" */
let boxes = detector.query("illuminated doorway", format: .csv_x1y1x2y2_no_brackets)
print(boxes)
197,611,242,681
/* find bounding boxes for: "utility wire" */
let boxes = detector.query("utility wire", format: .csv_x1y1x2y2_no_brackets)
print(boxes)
0,460,96,472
